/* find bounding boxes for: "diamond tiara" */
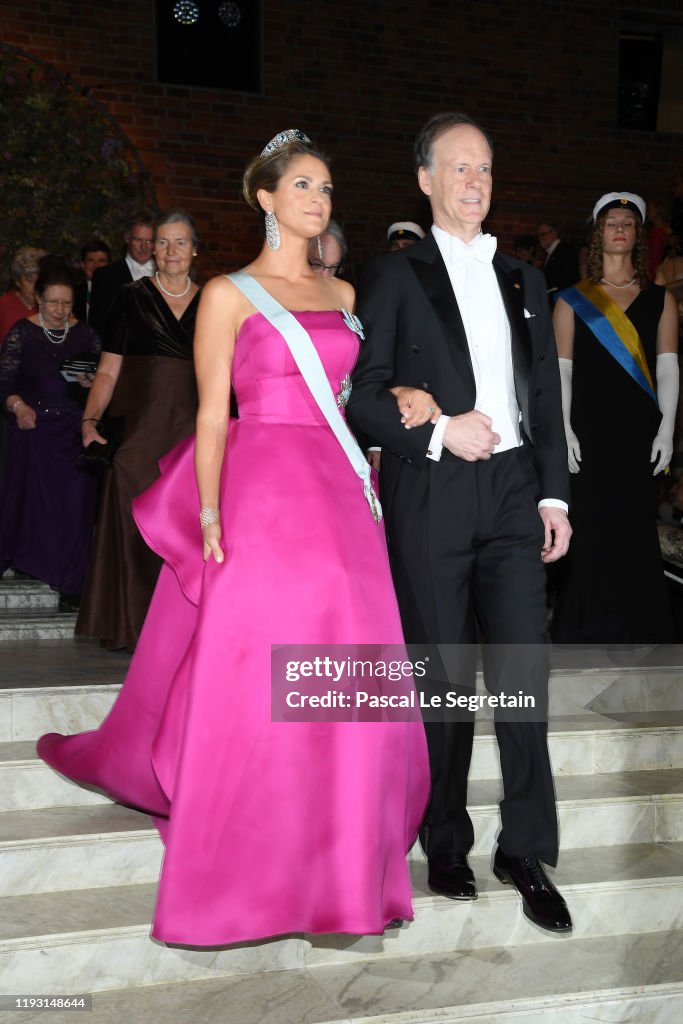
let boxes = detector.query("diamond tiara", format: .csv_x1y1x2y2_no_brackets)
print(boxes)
260,129,311,157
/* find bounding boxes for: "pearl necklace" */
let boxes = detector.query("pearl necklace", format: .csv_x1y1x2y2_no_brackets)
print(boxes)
600,276,636,289
39,310,70,345
155,272,191,298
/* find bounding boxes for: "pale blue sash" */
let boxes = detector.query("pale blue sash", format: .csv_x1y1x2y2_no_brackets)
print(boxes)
228,271,382,522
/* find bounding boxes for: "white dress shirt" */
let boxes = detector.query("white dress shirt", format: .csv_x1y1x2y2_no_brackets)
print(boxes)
426,226,566,513
125,254,155,282
427,225,521,458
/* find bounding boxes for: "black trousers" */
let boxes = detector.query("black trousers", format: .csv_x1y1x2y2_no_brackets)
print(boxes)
385,445,559,866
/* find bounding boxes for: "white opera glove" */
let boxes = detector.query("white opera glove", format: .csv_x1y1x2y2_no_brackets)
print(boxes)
558,357,581,473
651,352,679,475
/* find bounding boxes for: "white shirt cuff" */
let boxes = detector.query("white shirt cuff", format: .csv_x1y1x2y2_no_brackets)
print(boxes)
538,498,569,514
426,415,450,461
367,446,381,452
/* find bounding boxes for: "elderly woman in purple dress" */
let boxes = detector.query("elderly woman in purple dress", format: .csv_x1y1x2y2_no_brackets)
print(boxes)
0,258,101,610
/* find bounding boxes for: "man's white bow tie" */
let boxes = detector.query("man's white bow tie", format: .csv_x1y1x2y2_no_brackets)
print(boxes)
451,233,497,264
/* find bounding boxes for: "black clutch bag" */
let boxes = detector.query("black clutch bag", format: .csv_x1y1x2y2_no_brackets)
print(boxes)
80,416,126,467
61,353,100,409
60,356,99,383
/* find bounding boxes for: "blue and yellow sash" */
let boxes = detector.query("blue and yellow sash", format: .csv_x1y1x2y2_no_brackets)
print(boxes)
561,280,657,404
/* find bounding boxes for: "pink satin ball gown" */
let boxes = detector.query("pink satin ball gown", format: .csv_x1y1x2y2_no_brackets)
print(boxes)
38,309,430,946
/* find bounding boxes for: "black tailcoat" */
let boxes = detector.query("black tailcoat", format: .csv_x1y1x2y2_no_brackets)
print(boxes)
347,233,569,863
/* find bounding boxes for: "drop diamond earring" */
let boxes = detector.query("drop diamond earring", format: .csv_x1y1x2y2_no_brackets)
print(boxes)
317,235,324,261
265,210,281,251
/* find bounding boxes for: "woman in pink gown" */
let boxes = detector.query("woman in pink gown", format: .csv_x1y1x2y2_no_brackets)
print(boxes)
38,131,430,947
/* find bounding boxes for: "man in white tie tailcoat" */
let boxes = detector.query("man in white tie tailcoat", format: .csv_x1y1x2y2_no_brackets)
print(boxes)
347,112,573,933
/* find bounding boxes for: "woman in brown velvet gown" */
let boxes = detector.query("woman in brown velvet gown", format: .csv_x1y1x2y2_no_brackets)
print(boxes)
76,209,200,650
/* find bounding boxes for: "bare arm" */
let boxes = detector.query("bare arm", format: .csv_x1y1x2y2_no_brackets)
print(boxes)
193,276,240,563
657,289,679,355
81,352,123,446
552,296,575,359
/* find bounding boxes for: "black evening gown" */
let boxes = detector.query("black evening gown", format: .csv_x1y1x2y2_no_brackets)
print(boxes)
76,278,199,651
552,284,672,644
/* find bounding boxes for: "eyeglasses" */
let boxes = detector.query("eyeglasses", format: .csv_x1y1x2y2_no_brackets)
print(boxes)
537,229,554,239
309,260,343,275
130,237,154,247
43,299,73,308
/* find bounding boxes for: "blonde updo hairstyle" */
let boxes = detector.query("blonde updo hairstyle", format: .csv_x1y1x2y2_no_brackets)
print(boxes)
242,140,330,218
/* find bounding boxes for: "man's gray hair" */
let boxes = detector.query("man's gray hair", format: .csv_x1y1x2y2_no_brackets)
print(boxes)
414,112,494,173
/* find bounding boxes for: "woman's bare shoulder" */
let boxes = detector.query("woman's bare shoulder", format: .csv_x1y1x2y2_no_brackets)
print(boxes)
327,276,355,310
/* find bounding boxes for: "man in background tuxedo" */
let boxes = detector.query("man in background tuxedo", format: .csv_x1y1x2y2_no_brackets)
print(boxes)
73,238,111,324
347,112,573,933
537,222,579,304
89,211,155,336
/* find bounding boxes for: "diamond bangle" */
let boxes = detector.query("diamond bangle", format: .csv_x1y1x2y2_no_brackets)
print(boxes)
199,507,221,529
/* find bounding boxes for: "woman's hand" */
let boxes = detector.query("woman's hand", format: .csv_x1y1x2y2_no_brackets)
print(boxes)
651,430,674,475
81,419,108,447
77,372,95,389
14,402,37,430
565,426,581,474
202,523,224,564
367,449,381,472
390,386,441,428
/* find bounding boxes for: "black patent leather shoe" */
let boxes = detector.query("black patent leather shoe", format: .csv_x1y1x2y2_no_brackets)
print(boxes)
493,847,572,932
427,854,478,900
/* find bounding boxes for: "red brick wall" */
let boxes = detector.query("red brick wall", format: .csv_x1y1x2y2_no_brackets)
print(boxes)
3,0,683,279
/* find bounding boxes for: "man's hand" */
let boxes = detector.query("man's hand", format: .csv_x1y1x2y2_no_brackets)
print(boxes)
539,506,571,563
442,410,500,461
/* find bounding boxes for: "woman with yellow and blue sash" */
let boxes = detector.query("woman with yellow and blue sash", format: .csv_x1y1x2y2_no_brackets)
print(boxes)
551,192,679,644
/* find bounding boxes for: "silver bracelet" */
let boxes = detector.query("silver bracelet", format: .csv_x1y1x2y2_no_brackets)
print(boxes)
199,507,221,529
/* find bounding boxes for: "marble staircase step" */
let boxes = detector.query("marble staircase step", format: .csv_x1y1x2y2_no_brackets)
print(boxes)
0,685,118,743
1,910,682,1013
1,843,682,994
2,771,683,897
0,580,59,611
1,721,680,810
1,642,682,713
0,741,113,810
6,968,679,1024
2,673,681,767
0,804,161,897
0,609,77,641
